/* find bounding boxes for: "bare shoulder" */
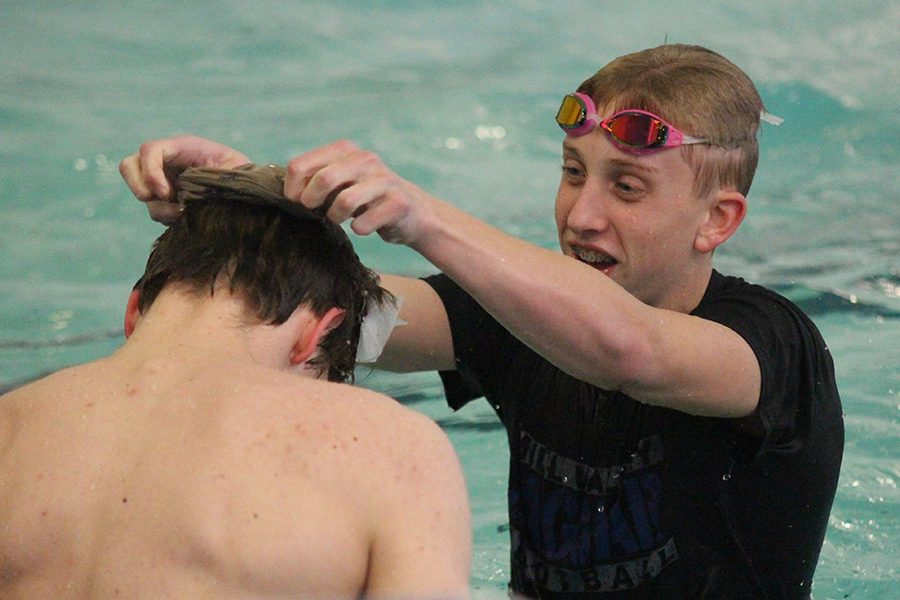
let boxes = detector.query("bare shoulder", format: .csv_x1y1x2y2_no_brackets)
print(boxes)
0,362,104,471
213,369,457,477
299,381,472,596
240,373,470,537
266,374,460,472
0,362,89,414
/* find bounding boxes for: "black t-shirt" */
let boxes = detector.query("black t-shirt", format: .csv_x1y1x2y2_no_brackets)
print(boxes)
424,270,843,599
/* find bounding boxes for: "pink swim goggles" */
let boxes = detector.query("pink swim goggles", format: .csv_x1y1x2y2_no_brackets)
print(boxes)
556,92,708,151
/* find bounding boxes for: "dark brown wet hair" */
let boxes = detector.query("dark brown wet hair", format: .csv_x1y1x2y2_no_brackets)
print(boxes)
134,165,389,382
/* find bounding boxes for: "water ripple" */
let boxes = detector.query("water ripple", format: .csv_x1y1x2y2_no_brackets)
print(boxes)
771,282,900,319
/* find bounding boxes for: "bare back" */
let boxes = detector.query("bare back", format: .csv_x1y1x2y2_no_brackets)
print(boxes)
0,355,470,599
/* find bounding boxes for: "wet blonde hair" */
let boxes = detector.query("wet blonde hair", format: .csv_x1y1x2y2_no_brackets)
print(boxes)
578,44,765,198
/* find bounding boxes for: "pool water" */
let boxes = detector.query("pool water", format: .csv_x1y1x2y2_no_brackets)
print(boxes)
1,2,897,597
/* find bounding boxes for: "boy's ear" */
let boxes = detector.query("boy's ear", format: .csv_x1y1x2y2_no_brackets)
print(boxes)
124,289,142,338
289,307,347,365
694,190,747,254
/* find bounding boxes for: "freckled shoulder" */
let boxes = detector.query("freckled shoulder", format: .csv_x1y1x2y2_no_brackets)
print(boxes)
269,376,463,486
309,380,450,453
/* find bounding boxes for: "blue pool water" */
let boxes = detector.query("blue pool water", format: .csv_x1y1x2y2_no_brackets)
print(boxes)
1,2,897,597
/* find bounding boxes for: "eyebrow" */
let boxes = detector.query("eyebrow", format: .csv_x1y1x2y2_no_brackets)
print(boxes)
562,142,659,175
608,158,658,175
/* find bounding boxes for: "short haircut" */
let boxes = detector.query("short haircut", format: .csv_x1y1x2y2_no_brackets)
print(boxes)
578,44,766,198
134,165,389,382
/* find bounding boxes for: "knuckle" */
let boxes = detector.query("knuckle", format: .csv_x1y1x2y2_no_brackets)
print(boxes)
356,150,381,168
374,171,396,187
138,140,159,156
284,157,306,179
146,171,167,189
377,173,407,200
336,185,360,207
324,189,350,215
312,169,340,193
334,139,358,153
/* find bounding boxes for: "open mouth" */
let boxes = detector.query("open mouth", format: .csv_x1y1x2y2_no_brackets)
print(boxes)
571,245,617,274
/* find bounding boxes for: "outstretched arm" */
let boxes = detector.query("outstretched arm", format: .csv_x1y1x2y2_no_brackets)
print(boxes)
282,140,761,418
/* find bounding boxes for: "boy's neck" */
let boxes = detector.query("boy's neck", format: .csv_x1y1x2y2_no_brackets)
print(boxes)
119,288,297,373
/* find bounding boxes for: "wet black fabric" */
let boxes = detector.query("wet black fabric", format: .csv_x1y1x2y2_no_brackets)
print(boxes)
424,270,843,599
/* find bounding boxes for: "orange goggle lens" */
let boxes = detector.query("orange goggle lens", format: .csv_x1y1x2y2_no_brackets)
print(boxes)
603,113,669,148
556,94,588,129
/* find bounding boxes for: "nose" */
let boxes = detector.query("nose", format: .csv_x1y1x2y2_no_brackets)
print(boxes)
564,179,609,237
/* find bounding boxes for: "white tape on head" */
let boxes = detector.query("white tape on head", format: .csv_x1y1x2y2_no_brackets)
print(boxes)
356,295,405,363
760,111,784,126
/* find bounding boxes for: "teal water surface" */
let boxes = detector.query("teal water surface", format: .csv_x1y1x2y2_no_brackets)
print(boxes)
1,2,898,597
